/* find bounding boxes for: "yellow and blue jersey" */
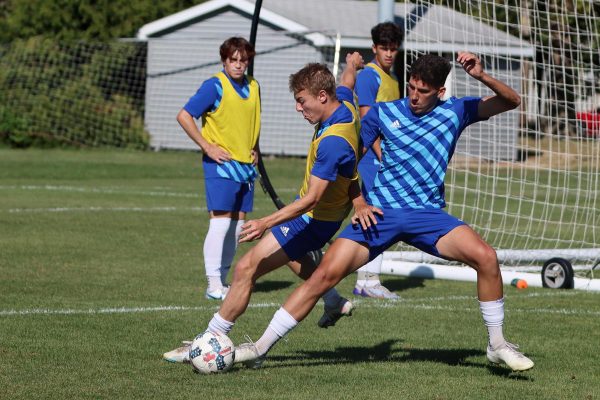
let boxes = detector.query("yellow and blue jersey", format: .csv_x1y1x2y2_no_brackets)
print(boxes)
183,71,260,183
355,62,400,106
297,87,360,222
355,61,400,191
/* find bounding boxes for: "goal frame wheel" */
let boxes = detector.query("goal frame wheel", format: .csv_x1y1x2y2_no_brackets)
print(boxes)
541,257,574,289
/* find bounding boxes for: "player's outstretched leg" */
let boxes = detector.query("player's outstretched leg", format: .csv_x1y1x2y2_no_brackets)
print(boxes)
437,225,534,371
288,253,355,328
234,239,369,367
163,234,289,363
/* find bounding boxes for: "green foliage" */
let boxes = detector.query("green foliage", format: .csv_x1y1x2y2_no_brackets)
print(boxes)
0,0,205,42
0,37,149,148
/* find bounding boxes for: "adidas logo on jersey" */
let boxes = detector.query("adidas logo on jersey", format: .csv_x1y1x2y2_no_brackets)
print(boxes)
280,226,290,237
390,120,400,128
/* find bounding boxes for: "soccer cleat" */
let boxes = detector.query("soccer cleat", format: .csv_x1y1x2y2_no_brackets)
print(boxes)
358,283,400,300
317,297,355,328
205,286,229,300
487,341,534,371
163,341,192,363
234,342,266,369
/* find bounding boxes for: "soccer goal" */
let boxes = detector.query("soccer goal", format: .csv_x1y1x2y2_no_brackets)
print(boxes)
382,0,600,291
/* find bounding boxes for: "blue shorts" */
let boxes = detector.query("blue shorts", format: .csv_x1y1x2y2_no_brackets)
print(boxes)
338,208,466,261
272,215,342,261
204,177,254,213
358,150,380,197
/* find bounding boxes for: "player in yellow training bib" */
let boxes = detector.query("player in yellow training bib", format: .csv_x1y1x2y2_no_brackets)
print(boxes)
176,37,260,301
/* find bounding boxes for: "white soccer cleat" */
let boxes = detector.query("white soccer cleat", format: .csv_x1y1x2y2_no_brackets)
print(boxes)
358,283,400,300
487,341,534,371
317,297,355,328
205,286,229,300
234,342,265,369
163,341,192,363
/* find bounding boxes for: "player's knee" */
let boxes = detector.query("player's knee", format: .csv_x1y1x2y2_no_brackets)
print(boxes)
231,257,257,284
307,267,340,292
472,244,499,275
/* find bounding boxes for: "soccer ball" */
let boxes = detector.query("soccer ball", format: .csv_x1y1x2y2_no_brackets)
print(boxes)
189,331,235,374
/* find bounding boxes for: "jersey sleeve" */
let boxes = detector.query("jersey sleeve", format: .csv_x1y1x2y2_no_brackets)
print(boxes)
335,86,354,104
355,68,380,107
311,136,355,181
183,77,221,118
459,96,485,128
360,105,381,149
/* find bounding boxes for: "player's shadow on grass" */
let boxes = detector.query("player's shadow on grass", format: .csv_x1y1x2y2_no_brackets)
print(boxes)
253,280,294,293
264,340,533,380
380,277,426,292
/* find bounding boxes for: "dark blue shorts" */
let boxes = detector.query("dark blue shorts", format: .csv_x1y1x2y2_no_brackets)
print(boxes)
204,178,254,213
338,208,466,261
272,215,342,261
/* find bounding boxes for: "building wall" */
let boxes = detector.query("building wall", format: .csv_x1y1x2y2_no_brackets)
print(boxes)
145,9,521,161
145,10,334,155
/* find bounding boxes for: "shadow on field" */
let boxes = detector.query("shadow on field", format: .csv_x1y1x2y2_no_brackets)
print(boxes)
380,277,426,292
263,340,533,380
253,280,293,293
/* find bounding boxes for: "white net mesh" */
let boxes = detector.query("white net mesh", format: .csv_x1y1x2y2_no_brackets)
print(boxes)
388,1,600,267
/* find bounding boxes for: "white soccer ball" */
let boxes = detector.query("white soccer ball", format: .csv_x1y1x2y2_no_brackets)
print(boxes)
189,331,235,374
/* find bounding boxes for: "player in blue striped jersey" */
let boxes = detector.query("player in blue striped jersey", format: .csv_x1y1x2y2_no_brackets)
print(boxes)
237,52,534,372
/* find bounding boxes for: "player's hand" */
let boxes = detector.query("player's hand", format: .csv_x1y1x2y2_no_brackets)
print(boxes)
457,51,484,80
239,219,268,243
346,52,364,70
204,143,232,164
351,199,383,230
250,149,259,166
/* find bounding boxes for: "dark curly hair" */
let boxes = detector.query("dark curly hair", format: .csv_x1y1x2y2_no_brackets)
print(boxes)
371,22,403,46
409,54,452,88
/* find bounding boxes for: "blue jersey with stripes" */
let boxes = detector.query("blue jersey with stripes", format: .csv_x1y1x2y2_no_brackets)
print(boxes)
361,96,483,209
183,70,257,183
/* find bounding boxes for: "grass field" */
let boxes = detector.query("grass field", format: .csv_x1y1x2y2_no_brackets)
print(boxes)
1,148,599,399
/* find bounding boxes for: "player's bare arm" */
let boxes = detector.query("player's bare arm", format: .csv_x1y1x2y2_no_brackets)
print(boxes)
339,52,365,91
347,179,382,230
176,109,232,163
239,175,330,242
456,51,521,119
251,143,261,166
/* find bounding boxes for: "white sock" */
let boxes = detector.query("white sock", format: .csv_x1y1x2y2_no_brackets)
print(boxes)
356,254,383,287
479,297,505,348
255,307,298,355
321,288,342,308
207,312,235,335
219,219,244,285
203,218,236,292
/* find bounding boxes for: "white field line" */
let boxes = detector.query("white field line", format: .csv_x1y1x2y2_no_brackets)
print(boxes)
2,291,597,318
0,184,298,197
7,206,209,213
0,185,201,198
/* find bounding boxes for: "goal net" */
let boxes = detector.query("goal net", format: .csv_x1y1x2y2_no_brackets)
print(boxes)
384,0,600,277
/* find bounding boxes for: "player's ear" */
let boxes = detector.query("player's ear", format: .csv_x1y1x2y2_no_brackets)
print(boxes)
437,86,446,99
318,89,328,104
372,44,377,55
